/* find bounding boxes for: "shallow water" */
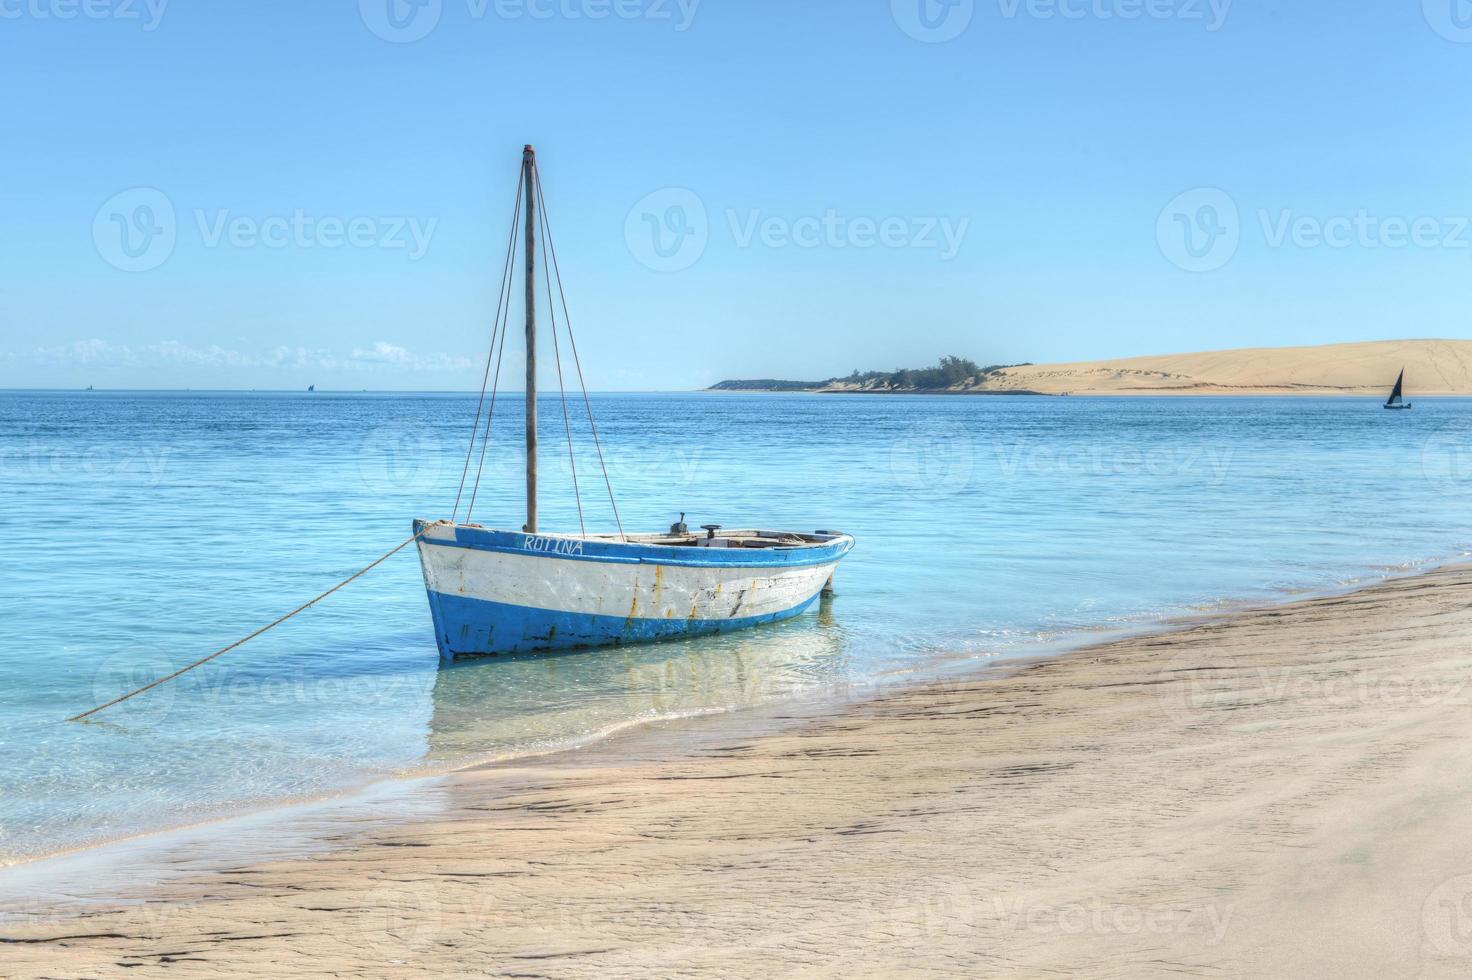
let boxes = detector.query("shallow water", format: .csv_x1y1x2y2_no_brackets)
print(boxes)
2,390,1469,863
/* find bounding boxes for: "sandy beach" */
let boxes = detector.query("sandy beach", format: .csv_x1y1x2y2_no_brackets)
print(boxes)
727,339,1472,396
7,567,1472,978
983,338,1472,395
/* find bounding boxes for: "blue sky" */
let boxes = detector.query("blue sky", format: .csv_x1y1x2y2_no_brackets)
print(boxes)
2,0,1471,390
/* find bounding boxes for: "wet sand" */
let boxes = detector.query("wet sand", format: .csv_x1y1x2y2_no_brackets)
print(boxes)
7,567,1472,978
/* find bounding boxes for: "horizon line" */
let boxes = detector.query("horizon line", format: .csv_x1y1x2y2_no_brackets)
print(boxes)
0,387,709,395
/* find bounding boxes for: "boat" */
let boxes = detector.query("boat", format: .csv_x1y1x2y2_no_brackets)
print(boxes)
1383,368,1412,410
413,147,854,660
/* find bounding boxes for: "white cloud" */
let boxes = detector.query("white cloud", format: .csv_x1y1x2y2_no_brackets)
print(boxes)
19,338,471,374
350,341,411,364
350,341,473,372
34,338,135,364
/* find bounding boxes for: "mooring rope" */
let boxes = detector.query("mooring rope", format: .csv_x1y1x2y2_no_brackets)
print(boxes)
66,525,439,723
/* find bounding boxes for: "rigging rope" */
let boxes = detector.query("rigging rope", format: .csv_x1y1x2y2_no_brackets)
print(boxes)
453,169,524,523
466,254,515,523
69,156,631,724
534,169,626,541
534,161,586,537
67,525,438,723
465,174,522,523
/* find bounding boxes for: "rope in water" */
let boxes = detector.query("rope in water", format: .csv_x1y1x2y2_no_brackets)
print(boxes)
66,525,437,723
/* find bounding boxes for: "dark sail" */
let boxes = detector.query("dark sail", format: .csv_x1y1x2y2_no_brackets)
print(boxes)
1386,369,1404,407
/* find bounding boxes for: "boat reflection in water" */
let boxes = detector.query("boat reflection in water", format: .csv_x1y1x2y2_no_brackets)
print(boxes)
424,595,847,765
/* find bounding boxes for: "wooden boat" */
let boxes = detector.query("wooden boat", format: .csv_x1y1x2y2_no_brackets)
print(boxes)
1384,368,1412,410
414,147,854,660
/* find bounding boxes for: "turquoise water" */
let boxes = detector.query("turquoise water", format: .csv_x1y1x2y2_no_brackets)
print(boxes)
3,390,1471,864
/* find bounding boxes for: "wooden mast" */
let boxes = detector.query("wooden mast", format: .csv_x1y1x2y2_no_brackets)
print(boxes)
523,144,538,534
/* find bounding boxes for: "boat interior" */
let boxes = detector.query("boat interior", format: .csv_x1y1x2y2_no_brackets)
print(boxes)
448,522,844,550
603,529,845,550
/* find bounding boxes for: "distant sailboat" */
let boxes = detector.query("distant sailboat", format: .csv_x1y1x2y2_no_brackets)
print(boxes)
307,384,316,392
1383,369,1412,410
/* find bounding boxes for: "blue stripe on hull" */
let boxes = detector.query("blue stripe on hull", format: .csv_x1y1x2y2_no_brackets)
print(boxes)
414,520,854,569
425,590,822,659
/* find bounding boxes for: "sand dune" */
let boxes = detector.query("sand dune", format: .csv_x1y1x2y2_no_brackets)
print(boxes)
983,338,1472,395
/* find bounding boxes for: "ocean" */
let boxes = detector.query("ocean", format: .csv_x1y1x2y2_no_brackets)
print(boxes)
2,390,1469,864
